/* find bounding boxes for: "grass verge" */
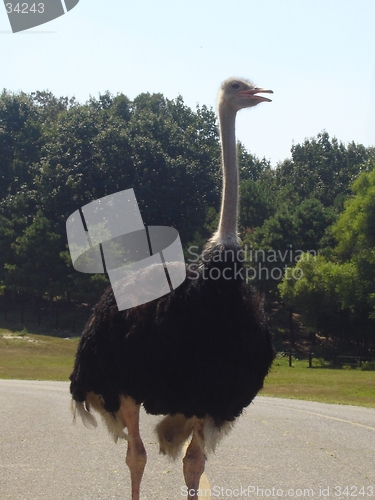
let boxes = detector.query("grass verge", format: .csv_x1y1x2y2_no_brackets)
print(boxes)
1,330,374,408
262,356,375,408
0,328,78,381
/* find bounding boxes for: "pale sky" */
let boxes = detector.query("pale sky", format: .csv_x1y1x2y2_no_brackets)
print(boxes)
1,0,375,166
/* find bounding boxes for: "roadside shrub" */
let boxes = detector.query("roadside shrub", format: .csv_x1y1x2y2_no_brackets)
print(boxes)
360,361,375,371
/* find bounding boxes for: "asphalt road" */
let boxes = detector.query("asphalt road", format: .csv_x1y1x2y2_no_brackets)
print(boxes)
0,379,374,499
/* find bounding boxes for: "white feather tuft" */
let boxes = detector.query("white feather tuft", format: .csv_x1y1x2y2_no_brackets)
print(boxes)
71,400,98,429
202,417,234,454
71,395,129,442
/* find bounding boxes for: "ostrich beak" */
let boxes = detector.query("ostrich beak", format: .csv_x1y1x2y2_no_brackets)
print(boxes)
238,88,273,103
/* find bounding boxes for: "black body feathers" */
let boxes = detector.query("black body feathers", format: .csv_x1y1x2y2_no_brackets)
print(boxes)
70,244,275,425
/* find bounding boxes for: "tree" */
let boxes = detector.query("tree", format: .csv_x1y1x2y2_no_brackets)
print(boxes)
279,254,361,344
333,161,375,261
276,131,375,207
238,146,276,231
1,89,223,307
4,211,66,299
0,90,42,199
332,161,375,330
294,198,336,251
279,162,375,350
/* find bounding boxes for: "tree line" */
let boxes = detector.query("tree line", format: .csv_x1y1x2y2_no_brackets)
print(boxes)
0,89,374,351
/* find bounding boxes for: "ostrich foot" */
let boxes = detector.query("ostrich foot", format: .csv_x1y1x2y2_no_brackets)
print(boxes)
183,419,206,500
119,396,147,500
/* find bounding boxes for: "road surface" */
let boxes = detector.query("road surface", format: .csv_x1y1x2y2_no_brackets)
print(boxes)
0,379,374,499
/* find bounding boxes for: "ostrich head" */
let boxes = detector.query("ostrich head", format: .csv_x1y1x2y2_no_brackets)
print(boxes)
219,77,273,112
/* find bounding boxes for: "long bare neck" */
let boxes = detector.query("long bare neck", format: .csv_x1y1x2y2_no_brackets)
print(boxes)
211,104,239,247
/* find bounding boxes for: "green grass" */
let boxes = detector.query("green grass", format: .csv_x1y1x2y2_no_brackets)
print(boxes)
262,356,375,408
0,328,79,381
1,329,374,408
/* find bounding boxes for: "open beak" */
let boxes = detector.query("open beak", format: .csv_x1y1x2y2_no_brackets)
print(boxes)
238,87,273,103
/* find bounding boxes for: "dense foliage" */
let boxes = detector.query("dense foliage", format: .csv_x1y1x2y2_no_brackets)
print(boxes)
1,89,374,351
0,89,221,302
279,163,375,351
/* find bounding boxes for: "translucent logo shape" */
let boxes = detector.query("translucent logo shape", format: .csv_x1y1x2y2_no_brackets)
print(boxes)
66,189,186,311
4,0,80,33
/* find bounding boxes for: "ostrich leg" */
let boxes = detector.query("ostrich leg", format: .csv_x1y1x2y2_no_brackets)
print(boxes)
183,419,206,500
119,396,147,500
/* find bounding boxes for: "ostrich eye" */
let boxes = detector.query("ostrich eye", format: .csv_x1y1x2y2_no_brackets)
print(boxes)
230,82,240,89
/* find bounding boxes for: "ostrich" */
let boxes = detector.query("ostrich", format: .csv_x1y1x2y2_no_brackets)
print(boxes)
70,77,275,500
